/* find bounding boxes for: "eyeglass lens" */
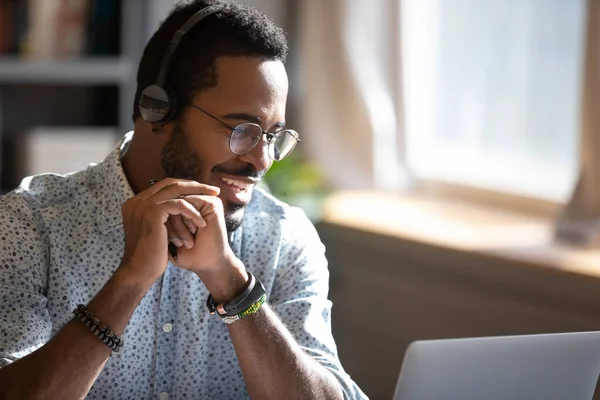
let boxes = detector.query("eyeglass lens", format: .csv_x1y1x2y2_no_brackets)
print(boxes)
230,123,298,161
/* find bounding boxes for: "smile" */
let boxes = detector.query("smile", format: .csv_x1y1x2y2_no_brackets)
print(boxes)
219,177,253,192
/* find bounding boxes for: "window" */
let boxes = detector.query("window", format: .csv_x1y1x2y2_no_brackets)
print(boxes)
401,0,586,202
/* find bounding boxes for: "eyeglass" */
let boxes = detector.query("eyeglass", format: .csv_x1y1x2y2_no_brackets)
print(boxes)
189,104,301,161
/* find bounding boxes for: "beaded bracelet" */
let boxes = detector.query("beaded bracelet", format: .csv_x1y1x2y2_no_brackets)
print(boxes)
72,304,124,353
219,293,267,325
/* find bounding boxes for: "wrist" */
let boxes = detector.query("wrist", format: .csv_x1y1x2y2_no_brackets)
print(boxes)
196,257,248,303
114,264,157,297
83,264,155,338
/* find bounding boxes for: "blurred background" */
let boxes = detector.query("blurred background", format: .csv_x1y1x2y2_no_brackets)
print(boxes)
2,0,600,398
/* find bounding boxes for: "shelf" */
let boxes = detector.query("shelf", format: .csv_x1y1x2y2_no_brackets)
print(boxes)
0,57,135,85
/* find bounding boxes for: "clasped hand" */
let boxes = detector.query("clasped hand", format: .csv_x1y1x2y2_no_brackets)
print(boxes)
119,178,237,284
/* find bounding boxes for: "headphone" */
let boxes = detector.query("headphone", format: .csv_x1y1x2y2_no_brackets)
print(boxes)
138,4,224,124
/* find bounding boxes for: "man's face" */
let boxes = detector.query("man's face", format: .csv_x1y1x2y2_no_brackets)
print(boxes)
160,57,289,232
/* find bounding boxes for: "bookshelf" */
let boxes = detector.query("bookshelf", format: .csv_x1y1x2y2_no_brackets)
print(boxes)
0,57,134,84
0,0,170,191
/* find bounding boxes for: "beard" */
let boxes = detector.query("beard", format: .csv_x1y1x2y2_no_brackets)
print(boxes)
160,120,248,232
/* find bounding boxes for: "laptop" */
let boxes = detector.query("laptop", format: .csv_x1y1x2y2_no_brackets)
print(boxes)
393,331,600,400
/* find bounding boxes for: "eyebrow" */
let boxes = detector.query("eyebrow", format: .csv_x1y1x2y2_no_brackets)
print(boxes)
222,112,286,129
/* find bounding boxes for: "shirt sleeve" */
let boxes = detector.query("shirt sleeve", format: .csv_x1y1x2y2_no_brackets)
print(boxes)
269,207,369,400
0,191,52,368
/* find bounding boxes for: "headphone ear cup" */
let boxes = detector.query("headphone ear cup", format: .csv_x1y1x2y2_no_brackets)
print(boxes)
138,84,176,124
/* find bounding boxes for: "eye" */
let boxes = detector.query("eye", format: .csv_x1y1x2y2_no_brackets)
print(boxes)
230,123,263,154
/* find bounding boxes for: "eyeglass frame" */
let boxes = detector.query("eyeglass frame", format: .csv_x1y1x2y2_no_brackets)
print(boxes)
189,104,301,160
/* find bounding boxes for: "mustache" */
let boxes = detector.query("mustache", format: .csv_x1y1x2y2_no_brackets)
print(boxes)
212,164,266,181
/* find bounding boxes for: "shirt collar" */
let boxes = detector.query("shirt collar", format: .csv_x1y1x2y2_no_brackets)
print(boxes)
91,131,136,234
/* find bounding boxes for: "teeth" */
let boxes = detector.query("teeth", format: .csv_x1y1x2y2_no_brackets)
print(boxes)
220,177,252,191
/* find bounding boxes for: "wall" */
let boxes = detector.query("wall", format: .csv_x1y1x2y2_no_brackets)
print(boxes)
317,223,600,400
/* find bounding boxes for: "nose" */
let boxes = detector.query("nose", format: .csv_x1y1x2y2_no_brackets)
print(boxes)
237,134,272,172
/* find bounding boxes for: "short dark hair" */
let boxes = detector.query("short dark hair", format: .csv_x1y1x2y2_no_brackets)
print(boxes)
132,0,288,122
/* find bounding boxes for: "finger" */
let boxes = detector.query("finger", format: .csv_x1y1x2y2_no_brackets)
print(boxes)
165,218,183,248
181,195,224,218
167,215,195,249
176,198,207,229
145,179,220,202
139,178,169,199
151,198,206,227
182,216,198,235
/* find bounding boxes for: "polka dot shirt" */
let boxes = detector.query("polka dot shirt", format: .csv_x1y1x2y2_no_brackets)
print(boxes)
0,132,367,399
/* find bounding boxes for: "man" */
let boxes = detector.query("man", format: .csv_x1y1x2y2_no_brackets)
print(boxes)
0,1,367,399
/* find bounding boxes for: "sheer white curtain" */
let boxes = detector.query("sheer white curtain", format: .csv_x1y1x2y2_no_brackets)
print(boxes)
401,0,585,202
556,0,600,246
297,0,408,190
297,0,600,243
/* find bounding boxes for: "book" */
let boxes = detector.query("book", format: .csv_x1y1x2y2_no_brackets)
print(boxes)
0,0,120,58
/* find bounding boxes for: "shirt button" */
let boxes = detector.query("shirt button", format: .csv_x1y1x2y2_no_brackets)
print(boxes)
159,392,169,400
162,323,173,333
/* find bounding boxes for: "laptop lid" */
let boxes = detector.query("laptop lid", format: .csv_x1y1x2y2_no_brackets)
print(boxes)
393,331,600,400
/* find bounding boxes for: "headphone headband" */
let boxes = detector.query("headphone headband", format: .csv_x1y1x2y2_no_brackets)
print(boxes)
139,4,225,124
156,5,223,86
